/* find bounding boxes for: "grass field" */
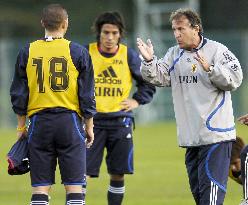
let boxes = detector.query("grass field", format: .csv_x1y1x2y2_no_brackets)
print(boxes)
0,121,246,205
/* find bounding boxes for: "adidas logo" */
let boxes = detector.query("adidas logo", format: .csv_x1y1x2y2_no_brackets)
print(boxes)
95,66,122,84
97,66,117,78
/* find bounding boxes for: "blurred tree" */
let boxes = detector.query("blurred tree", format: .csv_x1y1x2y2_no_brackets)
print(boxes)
0,0,134,40
200,0,248,29
1,0,248,39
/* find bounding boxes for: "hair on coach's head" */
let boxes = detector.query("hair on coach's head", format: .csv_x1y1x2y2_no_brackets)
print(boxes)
93,11,125,41
170,8,203,34
41,4,68,31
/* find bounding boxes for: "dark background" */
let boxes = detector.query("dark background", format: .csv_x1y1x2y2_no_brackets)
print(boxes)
1,0,248,38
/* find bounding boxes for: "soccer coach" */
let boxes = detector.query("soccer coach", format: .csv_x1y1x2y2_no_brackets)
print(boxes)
137,8,243,205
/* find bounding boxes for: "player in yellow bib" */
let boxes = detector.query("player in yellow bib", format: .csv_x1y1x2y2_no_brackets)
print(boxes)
10,4,96,205
85,11,156,205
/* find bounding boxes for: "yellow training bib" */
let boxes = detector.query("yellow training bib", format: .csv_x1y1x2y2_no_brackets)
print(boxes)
26,39,81,117
89,43,132,113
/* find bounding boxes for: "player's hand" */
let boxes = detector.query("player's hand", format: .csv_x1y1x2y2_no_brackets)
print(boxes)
194,51,211,72
120,99,139,112
85,127,94,148
137,38,154,61
237,114,248,126
84,117,94,148
17,129,28,140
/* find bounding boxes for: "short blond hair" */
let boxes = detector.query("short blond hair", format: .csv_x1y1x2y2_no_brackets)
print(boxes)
41,4,68,31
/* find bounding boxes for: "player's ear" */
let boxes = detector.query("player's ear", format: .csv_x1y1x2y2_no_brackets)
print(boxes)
41,20,45,28
194,25,200,33
61,18,68,29
61,19,68,35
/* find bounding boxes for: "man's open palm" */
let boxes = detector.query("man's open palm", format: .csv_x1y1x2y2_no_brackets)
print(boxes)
137,38,154,61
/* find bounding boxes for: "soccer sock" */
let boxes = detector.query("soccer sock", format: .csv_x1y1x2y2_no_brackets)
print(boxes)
30,194,49,205
66,193,85,205
107,180,125,205
82,184,86,199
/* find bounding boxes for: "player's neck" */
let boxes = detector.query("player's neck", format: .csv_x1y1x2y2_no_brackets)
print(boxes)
191,35,201,49
45,30,64,39
98,43,119,54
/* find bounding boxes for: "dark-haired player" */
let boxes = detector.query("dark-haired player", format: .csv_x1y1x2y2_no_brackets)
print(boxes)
85,11,156,205
229,136,248,205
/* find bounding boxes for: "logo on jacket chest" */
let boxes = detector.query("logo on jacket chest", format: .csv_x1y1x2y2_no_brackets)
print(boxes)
95,66,121,84
95,66,123,97
177,57,198,84
191,64,197,73
185,57,198,73
179,75,198,84
178,75,198,84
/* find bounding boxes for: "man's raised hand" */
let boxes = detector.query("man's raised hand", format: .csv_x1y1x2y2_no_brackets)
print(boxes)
137,38,154,61
238,114,248,126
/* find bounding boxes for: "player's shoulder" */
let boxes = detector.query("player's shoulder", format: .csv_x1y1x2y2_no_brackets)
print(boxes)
67,41,89,69
168,45,179,52
70,41,87,51
127,46,137,54
18,42,31,59
87,42,98,51
123,44,139,58
83,44,90,51
241,145,248,157
205,38,228,51
69,41,89,57
165,45,181,58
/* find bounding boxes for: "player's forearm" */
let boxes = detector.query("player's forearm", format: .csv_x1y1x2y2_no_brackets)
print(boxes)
208,50,243,91
17,114,27,128
238,114,248,125
141,56,171,87
132,83,156,105
84,117,94,130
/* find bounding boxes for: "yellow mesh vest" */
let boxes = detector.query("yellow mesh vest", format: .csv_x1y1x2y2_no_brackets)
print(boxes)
89,43,132,113
26,39,81,117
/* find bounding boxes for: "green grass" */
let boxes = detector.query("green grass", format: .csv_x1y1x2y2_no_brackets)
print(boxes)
0,122,247,204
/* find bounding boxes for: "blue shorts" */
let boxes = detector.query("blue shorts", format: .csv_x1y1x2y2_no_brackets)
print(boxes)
86,118,133,177
28,111,86,187
185,141,232,205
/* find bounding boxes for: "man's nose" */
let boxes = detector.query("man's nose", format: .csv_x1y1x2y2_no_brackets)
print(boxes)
107,33,114,40
174,30,181,39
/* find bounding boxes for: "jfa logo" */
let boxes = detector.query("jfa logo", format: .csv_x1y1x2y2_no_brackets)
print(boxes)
191,64,197,73
113,59,123,64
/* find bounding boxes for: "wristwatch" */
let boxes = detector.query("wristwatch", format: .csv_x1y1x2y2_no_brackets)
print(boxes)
207,65,214,73
145,58,153,63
